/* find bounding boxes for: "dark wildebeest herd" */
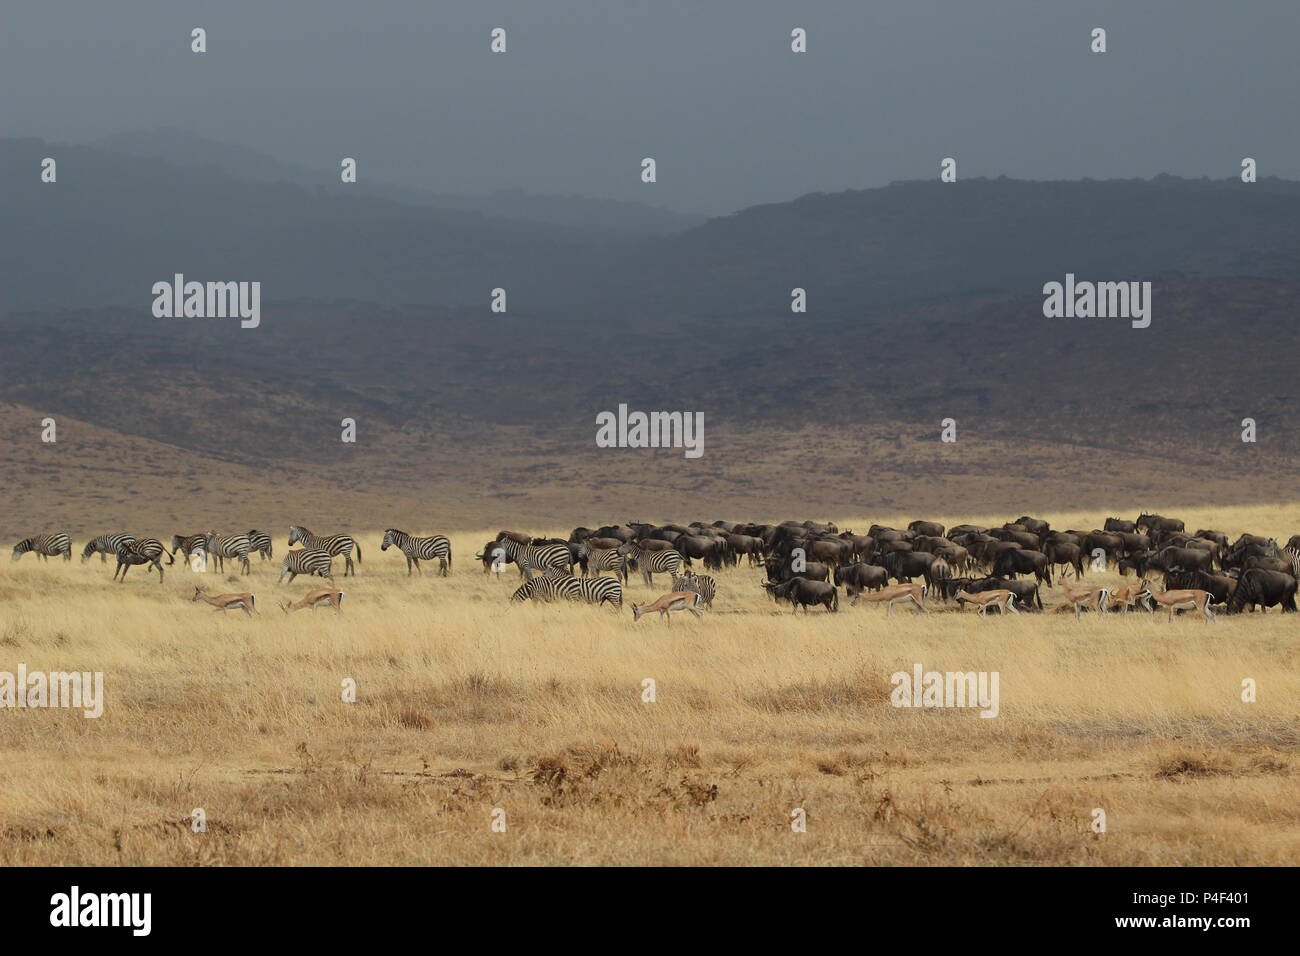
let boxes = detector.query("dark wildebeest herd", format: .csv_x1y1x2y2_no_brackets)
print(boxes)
12,513,1298,623
471,514,1299,621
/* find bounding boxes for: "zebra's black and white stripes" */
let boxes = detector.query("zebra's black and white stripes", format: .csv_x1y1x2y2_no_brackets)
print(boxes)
12,533,72,561
278,548,335,584
510,570,621,608
289,526,361,576
672,571,717,610
618,542,683,586
382,529,452,576
578,544,627,583
82,533,136,564
114,538,168,583
493,537,572,579
247,530,273,561
205,532,252,575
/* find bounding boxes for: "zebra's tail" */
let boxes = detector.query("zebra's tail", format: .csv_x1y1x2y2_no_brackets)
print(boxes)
354,542,362,563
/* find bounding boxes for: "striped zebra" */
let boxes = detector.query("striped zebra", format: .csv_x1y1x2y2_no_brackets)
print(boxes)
204,531,252,575
278,548,335,585
493,537,572,580
82,533,136,564
673,571,717,610
289,526,361,576
12,533,72,562
617,541,683,587
171,533,207,570
510,569,579,603
510,571,622,609
578,543,627,584
247,529,273,561
114,538,168,583
382,529,452,577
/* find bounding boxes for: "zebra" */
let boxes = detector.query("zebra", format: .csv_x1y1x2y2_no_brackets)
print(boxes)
204,531,252,575
279,548,335,585
247,529,273,561
289,526,361,576
170,533,208,570
617,541,683,587
493,537,572,580
82,533,136,564
510,569,580,603
381,529,452,577
577,543,627,584
573,575,623,609
114,538,168,583
673,571,717,610
12,533,72,561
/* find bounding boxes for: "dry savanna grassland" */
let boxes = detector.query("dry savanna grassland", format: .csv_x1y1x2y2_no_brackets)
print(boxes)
1,504,1297,866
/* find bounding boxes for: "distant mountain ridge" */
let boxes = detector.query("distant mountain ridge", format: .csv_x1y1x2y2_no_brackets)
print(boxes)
6,133,1300,320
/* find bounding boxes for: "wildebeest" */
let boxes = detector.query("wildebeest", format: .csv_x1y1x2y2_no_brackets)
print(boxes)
1044,540,1084,581
1226,569,1297,613
764,557,831,583
880,550,938,584
992,548,1051,585
1104,517,1137,534
907,520,945,538
1163,570,1237,606
833,562,889,604
761,577,839,613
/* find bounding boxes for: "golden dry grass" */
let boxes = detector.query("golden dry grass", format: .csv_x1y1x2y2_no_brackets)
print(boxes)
1,503,1297,866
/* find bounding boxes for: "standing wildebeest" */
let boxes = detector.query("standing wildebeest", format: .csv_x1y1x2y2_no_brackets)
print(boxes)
673,534,727,571
764,556,831,583
907,520,945,538
992,548,1052,585
1163,571,1237,607
761,577,839,613
1226,569,1297,613
880,550,937,584
725,533,765,567
1081,532,1125,571
1150,546,1214,575
1136,514,1185,539
1013,516,1051,538
1044,540,1084,581
1104,517,1137,534
833,563,889,605
941,576,1043,611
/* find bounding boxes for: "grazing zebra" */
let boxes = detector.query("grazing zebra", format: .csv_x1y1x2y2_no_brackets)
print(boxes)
617,542,684,587
510,569,580,603
289,526,361,576
12,533,72,562
493,537,572,580
578,543,627,584
279,548,335,585
673,571,717,610
381,529,452,577
247,530,273,561
82,533,136,564
114,538,168,583
574,575,623,609
204,531,252,575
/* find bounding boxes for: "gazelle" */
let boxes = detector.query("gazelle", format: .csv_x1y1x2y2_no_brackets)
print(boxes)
1059,584,1111,618
1136,583,1216,622
279,588,345,614
1107,580,1151,614
192,586,257,616
954,588,1019,617
854,582,929,616
631,591,704,623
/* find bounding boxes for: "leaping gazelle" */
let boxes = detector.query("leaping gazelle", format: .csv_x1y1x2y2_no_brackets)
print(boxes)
279,588,345,614
192,586,257,616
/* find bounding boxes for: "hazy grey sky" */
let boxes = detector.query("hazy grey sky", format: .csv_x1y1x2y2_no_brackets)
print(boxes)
3,0,1297,214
